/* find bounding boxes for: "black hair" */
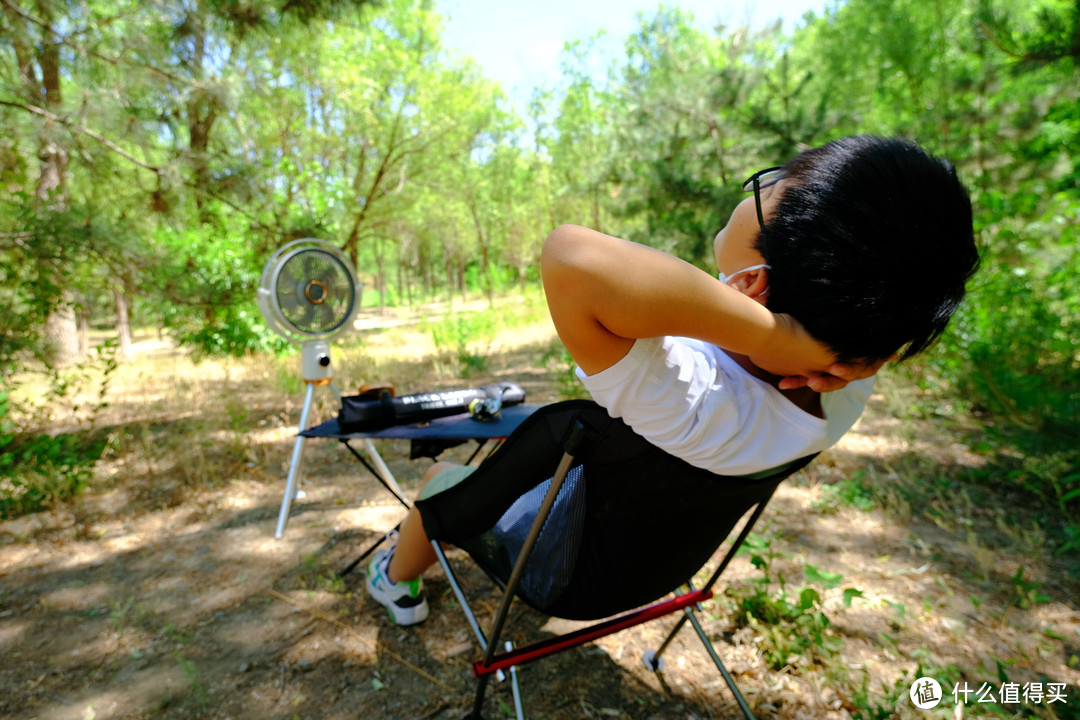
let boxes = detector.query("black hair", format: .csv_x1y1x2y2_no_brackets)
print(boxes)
756,135,980,363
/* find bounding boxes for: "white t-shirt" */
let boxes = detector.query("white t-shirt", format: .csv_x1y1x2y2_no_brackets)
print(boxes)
577,336,874,477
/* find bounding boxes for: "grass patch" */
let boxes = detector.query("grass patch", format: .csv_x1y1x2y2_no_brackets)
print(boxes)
812,473,879,514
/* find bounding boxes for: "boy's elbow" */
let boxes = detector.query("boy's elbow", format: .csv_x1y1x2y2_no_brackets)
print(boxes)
541,225,587,285
541,225,582,266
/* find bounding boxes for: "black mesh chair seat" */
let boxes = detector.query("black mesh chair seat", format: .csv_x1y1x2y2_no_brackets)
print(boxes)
417,400,804,620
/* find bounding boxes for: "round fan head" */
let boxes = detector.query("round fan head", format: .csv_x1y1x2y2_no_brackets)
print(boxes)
258,239,360,342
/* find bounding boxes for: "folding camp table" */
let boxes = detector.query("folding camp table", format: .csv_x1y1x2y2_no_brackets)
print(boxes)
274,404,541,539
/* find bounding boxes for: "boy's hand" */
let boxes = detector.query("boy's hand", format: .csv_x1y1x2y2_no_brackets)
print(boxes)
777,356,894,392
754,313,891,392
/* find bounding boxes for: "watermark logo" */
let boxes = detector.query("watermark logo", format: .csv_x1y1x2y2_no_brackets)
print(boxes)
910,678,1071,710
910,677,943,709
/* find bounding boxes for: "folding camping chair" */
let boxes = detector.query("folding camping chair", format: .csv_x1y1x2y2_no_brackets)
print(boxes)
413,399,817,720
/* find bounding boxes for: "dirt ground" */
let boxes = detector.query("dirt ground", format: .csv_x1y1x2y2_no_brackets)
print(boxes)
1,312,1078,720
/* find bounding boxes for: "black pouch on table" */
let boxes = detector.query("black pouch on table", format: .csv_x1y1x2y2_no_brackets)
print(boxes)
337,382,526,433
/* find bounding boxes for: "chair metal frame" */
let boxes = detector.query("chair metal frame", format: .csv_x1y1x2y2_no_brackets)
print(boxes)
431,418,781,720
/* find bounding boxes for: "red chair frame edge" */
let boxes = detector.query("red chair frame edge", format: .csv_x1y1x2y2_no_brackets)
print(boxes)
471,587,713,678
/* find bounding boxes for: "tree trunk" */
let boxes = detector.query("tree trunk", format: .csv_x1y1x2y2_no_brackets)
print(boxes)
34,1,67,204
32,0,82,367
114,285,133,358
374,237,387,316
76,293,89,356
43,291,81,367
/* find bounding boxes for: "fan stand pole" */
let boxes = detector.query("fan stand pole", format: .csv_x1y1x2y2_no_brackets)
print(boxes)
275,380,319,539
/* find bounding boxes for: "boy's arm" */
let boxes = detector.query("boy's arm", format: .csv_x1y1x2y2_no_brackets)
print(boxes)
540,224,836,378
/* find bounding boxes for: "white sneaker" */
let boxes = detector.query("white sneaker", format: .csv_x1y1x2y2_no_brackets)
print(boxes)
365,549,429,626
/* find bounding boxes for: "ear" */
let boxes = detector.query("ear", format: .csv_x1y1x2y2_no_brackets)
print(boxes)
731,266,771,305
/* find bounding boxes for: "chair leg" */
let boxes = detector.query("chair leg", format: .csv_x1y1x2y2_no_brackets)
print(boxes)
506,641,524,720
458,446,582,718
683,606,756,720
471,449,577,699
645,586,755,720
460,643,522,716
449,418,598,718
644,492,777,712
433,542,508,720
645,614,689,669
645,577,712,667
432,542,500,669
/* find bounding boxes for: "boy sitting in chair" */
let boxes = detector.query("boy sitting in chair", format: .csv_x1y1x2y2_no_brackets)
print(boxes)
365,135,980,625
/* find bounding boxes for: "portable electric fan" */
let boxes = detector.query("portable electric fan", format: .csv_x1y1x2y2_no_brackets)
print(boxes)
257,239,372,538
257,238,359,377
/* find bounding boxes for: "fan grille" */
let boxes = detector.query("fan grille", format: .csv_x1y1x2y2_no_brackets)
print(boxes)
275,248,356,335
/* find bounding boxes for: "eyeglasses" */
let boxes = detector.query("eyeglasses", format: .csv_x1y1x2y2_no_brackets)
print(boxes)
742,166,784,232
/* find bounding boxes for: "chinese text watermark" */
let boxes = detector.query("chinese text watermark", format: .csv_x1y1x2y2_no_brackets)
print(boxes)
910,677,1070,710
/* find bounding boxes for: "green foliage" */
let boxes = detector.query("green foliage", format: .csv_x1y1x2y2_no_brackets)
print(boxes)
0,200,135,367
0,431,106,519
295,552,348,595
426,311,498,376
942,240,1079,430
977,0,1080,68
0,203,64,365
1008,566,1052,608
148,226,291,358
845,662,966,720
599,7,775,264
812,473,879,514
173,303,291,359
928,185,1080,526
0,343,117,519
846,672,912,720
728,534,855,670
542,343,588,400
173,648,208,709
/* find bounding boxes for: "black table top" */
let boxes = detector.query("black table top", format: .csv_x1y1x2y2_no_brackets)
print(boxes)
299,403,541,441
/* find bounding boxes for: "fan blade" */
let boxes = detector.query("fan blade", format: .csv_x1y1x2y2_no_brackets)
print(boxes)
325,274,353,304
277,288,304,313
281,255,307,284
306,302,325,332
330,298,347,326
303,251,327,280
330,295,351,318
300,300,317,329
